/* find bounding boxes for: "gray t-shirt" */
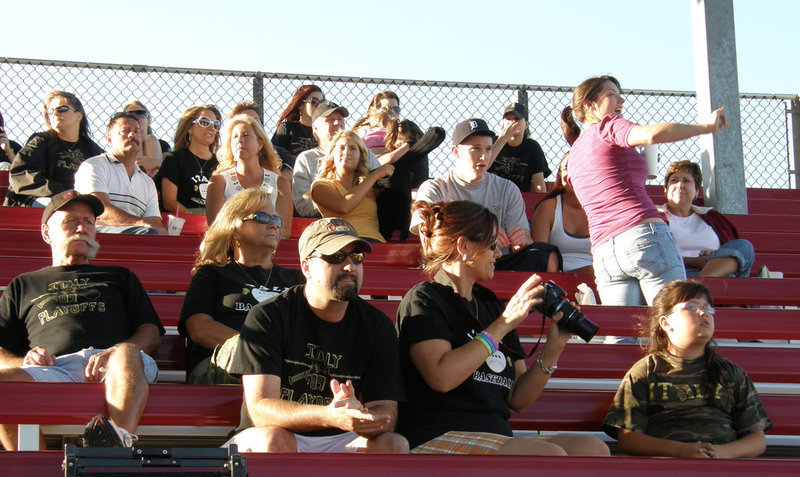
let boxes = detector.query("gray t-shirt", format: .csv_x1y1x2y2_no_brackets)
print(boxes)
411,170,530,236
292,146,382,218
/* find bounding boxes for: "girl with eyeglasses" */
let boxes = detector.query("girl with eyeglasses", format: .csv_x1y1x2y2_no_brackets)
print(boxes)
396,199,609,456
5,90,103,207
603,280,771,458
156,105,221,214
122,100,163,177
272,84,324,159
179,188,304,384
310,130,394,243
205,114,293,238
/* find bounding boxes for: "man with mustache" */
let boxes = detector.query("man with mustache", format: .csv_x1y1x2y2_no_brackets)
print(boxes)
0,190,165,450
74,112,167,234
225,218,408,453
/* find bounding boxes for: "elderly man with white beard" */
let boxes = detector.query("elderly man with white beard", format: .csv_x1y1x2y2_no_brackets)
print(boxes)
0,190,165,450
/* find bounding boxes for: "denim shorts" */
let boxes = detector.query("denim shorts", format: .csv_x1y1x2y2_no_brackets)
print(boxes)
685,238,755,278
593,221,686,306
22,347,158,383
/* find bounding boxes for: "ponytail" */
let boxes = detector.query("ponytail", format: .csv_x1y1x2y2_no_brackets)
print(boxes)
560,106,581,146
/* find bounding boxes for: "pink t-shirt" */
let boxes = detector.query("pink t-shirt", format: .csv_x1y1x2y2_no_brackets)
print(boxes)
567,115,662,253
358,127,388,149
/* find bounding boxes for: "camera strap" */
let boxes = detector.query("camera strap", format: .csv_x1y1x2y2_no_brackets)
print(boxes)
523,313,548,359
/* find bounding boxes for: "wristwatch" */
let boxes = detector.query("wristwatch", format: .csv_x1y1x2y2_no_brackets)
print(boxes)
535,353,557,375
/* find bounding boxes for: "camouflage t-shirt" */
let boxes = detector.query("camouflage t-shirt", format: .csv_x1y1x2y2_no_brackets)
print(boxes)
602,351,772,444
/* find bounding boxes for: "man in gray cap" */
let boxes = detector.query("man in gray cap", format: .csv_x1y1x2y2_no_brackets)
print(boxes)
226,217,407,453
292,102,383,217
411,118,560,272
0,190,164,450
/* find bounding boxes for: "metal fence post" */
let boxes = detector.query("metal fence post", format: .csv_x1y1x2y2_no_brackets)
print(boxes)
792,95,800,189
517,88,528,114
252,74,264,124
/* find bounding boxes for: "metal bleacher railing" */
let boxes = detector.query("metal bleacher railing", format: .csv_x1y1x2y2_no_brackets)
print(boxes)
1,57,797,188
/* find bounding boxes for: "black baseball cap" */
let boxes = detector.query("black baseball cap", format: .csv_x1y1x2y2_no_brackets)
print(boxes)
503,102,528,121
41,190,104,225
311,101,350,124
452,118,497,146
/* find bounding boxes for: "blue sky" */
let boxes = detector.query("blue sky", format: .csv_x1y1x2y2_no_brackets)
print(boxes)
3,0,797,95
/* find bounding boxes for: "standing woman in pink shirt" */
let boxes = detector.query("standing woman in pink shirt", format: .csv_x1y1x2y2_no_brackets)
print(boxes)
561,75,728,306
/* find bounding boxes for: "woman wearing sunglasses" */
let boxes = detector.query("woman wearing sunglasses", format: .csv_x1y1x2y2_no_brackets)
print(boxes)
310,130,394,243
272,84,324,159
179,188,304,384
5,90,103,207
156,105,221,214
122,100,163,177
396,200,609,456
205,114,293,238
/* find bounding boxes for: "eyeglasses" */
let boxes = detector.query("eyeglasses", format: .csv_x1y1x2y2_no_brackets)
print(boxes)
193,116,221,130
49,105,75,115
469,236,498,251
127,110,149,118
304,97,325,106
309,250,366,265
382,106,401,115
673,303,716,315
243,211,283,228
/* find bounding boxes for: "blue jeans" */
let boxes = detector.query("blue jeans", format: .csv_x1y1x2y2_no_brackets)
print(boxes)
593,222,686,306
685,238,755,278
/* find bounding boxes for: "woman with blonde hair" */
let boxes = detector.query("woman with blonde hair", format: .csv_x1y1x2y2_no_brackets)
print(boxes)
205,114,292,237
310,130,394,242
122,100,163,176
156,104,221,214
179,188,304,384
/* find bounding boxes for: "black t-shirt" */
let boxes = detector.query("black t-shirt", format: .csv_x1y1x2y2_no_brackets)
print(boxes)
229,285,405,436
271,122,316,159
5,132,104,206
155,148,217,210
178,261,304,373
488,138,550,192
396,272,525,449
0,265,165,357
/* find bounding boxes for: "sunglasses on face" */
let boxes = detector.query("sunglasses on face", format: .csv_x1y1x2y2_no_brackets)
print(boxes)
128,110,149,119
243,211,283,228
309,250,366,265
304,97,325,106
469,235,498,251
49,105,75,115
673,303,716,315
383,106,401,115
193,116,221,130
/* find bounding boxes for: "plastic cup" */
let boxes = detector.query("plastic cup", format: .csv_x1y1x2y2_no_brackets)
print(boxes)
167,215,185,236
643,144,659,179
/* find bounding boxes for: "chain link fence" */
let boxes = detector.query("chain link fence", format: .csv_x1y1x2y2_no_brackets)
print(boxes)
1,57,795,188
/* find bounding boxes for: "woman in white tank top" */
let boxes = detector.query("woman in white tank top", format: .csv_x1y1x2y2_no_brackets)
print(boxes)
531,155,593,273
205,114,292,237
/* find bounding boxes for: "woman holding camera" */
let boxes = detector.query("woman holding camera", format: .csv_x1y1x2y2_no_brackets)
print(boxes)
395,200,608,456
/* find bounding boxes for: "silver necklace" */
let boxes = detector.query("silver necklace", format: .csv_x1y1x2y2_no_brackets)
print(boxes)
235,260,273,292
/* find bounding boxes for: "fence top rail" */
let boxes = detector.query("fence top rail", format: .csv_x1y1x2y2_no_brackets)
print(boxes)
2,57,795,100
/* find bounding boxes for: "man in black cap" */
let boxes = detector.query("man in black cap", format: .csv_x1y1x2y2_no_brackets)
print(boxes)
488,102,551,193
226,217,407,453
410,118,560,272
0,190,164,450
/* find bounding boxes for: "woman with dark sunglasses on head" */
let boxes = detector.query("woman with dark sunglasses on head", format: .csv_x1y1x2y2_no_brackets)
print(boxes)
396,200,609,456
122,100,163,177
179,188,304,384
271,84,324,158
156,104,221,214
5,90,103,206
205,114,293,238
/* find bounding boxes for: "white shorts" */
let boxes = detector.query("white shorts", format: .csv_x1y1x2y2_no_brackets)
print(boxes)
224,427,368,453
21,347,159,383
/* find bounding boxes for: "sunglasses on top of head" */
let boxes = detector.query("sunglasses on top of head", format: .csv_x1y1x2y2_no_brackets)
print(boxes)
309,250,366,265
193,116,221,130
127,110,149,119
243,211,283,228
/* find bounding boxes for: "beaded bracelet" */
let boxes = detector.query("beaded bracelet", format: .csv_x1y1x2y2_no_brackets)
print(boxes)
473,334,495,356
479,331,498,351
